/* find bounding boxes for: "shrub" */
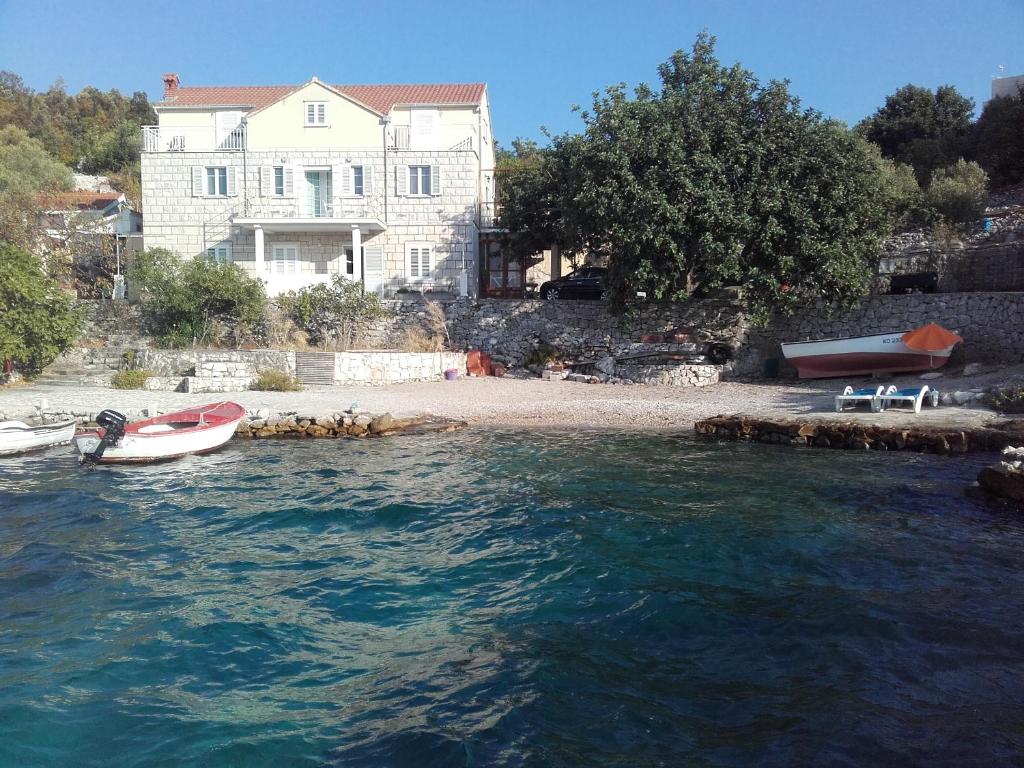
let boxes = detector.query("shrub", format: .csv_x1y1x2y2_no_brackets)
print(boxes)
251,370,303,391
971,92,1024,187
0,241,80,374
111,369,151,389
523,342,560,368
128,248,267,347
992,385,1024,414
278,276,391,350
925,160,989,225
400,326,443,352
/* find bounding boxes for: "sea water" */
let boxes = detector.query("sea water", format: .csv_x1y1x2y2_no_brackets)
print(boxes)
1,432,1022,767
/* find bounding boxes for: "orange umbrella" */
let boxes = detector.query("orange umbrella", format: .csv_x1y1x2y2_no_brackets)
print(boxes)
901,323,963,351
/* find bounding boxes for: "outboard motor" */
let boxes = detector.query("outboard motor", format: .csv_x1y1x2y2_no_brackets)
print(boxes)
85,409,128,462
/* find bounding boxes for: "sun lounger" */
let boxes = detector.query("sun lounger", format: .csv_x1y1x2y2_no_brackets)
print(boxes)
880,385,940,414
835,385,885,412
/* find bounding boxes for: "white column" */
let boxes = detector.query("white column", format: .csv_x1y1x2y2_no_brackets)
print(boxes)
254,225,265,273
351,225,362,283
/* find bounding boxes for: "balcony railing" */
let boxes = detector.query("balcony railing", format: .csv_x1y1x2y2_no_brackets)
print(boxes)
479,201,503,229
142,125,246,152
387,124,410,150
387,123,477,152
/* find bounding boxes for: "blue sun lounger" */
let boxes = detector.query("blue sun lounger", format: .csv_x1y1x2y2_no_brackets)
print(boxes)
880,385,940,414
835,385,885,413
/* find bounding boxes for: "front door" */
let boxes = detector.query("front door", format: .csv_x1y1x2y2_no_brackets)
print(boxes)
306,170,332,217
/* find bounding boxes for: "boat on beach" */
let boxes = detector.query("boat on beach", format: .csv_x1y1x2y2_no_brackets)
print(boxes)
0,418,77,456
73,401,245,464
781,326,961,379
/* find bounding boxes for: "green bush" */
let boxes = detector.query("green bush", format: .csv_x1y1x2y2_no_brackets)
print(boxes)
925,160,989,225
279,276,391,350
0,241,80,374
251,370,303,391
971,92,1024,187
128,248,267,347
992,385,1024,414
111,369,152,389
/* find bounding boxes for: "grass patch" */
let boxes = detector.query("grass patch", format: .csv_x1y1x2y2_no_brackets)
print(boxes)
111,369,152,389
251,370,303,392
992,385,1024,414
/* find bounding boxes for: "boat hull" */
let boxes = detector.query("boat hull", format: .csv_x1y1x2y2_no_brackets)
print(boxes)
781,332,956,379
0,419,77,456
73,402,245,464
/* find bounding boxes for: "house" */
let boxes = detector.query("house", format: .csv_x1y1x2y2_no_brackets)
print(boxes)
991,73,1024,100
38,191,143,295
141,73,496,297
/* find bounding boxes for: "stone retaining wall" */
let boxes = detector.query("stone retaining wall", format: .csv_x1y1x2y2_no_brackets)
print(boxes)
334,351,466,384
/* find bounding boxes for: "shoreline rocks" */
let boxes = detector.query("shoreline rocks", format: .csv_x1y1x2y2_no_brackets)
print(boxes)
694,414,1024,455
233,410,466,440
977,446,1024,503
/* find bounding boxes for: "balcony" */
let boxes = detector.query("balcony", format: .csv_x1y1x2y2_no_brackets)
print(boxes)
142,124,246,153
479,201,503,229
386,123,477,153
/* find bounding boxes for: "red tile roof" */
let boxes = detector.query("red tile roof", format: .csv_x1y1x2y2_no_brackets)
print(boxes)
38,191,124,211
158,82,486,115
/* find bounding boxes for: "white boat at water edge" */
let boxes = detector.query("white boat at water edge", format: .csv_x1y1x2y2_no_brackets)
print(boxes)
0,418,77,456
73,401,246,464
781,331,957,379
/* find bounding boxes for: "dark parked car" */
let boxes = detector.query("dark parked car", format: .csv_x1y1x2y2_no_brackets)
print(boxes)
539,267,607,300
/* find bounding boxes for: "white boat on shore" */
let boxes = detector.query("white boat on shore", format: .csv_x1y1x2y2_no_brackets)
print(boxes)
781,331,957,379
0,418,77,456
73,402,245,464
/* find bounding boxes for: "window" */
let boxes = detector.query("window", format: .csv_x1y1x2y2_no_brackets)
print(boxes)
274,166,285,196
206,167,227,196
352,165,364,196
271,244,300,273
206,243,232,264
409,165,431,195
305,101,327,126
344,247,355,276
406,243,433,281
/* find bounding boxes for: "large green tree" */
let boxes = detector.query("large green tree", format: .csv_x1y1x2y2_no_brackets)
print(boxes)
857,84,974,183
0,241,80,374
971,89,1024,187
0,125,74,250
503,34,912,320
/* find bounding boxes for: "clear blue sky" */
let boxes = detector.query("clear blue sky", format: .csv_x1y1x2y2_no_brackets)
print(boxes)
1,0,1021,146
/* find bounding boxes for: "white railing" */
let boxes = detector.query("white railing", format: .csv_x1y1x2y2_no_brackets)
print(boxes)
479,201,502,228
260,271,335,296
386,123,477,153
141,125,246,152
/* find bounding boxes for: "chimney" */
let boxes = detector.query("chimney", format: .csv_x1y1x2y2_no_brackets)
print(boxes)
162,73,180,98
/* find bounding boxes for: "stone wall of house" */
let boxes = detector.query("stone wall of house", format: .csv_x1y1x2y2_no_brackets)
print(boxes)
140,147,481,295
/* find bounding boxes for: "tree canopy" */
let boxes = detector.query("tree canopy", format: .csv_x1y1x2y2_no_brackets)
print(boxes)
501,34,912,320
0,241,80,374
971,89,1024,188
0,125,74,250
857,84,974,184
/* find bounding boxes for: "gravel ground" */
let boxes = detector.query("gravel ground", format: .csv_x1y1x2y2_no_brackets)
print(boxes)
0,372,1008,431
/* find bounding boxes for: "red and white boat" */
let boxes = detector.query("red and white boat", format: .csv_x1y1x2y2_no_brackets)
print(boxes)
73,401,246,464
781,329,959,379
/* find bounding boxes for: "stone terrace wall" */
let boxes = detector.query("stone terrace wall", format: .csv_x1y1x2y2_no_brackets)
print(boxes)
434,298,746,366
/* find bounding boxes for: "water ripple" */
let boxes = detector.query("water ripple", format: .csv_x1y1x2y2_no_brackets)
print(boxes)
0,431,1021,766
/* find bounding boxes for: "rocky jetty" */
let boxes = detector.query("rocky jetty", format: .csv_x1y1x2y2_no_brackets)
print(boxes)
695,415,1024,454
234,410,466,439
977,446,1024,503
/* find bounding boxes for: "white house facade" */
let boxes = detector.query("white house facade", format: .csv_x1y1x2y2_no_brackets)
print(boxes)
141,74,496,297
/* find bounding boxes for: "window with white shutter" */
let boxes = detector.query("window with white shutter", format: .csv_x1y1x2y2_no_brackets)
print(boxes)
261,166,287,197
396,165,409,196
206,166,228,196
406,242,434,282
226,167,237,196
284,166,296,197
352,165,364,196
191,167,204,197
430,165,441,197
205,242,232,264
408,166,431,196
304,101,327,126
271,243,301,273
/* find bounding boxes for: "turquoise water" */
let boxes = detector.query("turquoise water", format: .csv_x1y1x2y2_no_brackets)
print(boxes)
1,432,1022,767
